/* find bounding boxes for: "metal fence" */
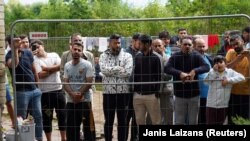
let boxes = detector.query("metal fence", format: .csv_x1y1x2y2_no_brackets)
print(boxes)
6,14,250,141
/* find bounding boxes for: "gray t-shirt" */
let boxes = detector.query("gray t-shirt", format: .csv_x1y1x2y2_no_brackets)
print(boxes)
64,58,94,103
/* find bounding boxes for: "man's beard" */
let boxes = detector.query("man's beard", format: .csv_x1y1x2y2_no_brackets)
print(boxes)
234,47,243,54
111,47,121,56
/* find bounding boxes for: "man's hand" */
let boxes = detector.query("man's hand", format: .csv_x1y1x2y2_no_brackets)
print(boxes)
180,72,190,83
70,92,84,104
13,38,21,50
221,78,228,86
188,70,196,80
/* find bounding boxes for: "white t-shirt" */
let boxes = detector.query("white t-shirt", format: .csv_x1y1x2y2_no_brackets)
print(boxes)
34,52,62,92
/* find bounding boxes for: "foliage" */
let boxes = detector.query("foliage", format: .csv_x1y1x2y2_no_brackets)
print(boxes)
232,116,250,125
3,0,250,55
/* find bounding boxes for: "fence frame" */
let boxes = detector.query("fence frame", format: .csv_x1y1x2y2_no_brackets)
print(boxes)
9,14,250,141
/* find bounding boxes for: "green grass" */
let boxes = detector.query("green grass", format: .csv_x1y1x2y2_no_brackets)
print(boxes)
232,116,250,125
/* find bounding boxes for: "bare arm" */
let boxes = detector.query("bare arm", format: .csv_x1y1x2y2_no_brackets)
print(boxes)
38,64,60,79
32,63,39,83
63,77,74,97
6,38,20,68
79,76,93,95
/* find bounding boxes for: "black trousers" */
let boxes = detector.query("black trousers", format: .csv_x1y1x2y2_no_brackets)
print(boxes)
228,94,250,124
41,89,66,132
125,93,138,141
103,94,129,141
66,102,96,141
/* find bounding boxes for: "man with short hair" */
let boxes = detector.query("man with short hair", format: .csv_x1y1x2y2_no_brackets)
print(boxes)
63,42,96,141
170,28,188,47
226,34,250,124
165,36,210,125
125,33,141,141
33,39,66,141
99,34,133,141
152,39,173,125
5,37,43,141
193,37,213,125
242,26,250,49
133,34,162,125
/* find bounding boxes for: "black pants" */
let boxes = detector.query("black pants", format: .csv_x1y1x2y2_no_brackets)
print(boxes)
125,93,138,141
41,89,66,132
198,98,207,125
66,102,96,141
103,94,129,141
228,94,250,124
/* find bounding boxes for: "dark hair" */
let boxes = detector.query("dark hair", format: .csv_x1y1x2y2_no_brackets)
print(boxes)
132,33,141,40
158,31,171,39
213,55,226,64
139,34,152,45
5,34,17,45
72,42,83,48
230,34,242,42
30,39,44,51
180,35,193,43
178,28,187,32
70,33,82,44
109,34,121,40
242,26,250,33
19,34,29,40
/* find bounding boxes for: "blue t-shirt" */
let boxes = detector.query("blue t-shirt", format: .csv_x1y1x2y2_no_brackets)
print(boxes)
5,49,37,91
198,55,212,98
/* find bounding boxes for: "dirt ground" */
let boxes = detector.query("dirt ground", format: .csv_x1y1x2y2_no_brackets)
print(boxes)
2,91,122,141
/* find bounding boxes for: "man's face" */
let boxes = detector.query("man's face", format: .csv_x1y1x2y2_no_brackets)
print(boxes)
34,44,45,57
132,39,140,51
160,38,170,47
181,38,193,54
20,37,30,49
242,31,249,42
178,30,187,38
71,44,83,59
194,40,207,55
110,39,121,55
152,40,164,54
71,35,82,48
230,38,244,54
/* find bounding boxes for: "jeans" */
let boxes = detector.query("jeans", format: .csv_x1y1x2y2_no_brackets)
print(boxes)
16,88,43,141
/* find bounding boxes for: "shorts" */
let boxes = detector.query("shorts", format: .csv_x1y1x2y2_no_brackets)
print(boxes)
6,84,12,102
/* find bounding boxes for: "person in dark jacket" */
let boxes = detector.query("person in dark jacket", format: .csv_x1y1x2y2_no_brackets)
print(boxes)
165,36,210,125
133,34,162,125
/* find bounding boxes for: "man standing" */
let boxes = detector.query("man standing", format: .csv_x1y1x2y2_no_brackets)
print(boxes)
133,34,162,125
32,39,66,141
99,34,133,141
165,36,210,125
152,39,173,125
63,42,96,141
226,34,250,124
193,37,213,125
5,37,43,141
125,33,141,141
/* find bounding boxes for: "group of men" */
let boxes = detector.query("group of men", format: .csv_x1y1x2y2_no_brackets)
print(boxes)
3,25,250,141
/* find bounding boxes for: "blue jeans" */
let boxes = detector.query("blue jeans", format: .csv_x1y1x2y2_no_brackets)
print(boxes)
16,88,43,141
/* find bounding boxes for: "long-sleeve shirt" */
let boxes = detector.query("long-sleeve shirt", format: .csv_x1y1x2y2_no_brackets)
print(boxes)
205,68,245,108
99,48,133,94
165,51,210,98
133,50,162,94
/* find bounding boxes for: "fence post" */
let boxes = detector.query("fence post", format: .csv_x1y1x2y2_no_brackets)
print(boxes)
0,0,6,140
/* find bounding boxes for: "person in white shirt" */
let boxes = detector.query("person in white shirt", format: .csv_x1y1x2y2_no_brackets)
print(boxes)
205,55,245,125
32,39,66,141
